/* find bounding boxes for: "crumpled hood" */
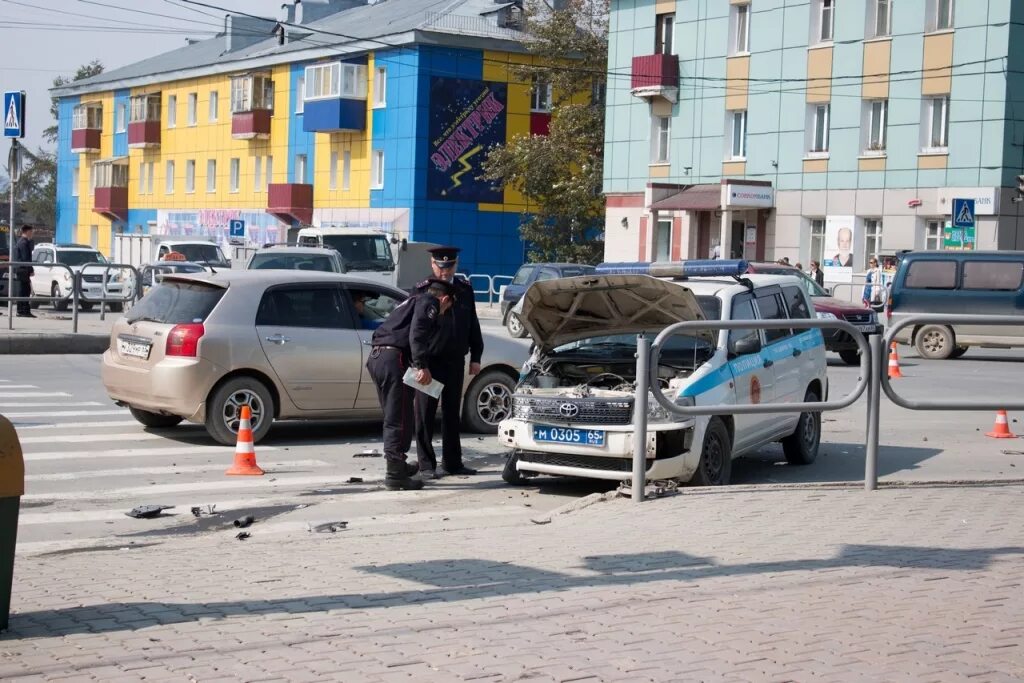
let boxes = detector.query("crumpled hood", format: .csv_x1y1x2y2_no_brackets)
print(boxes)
519,274,712,353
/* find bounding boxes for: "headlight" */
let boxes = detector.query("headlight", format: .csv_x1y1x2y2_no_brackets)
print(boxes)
816,312,837,320
646,393,692,423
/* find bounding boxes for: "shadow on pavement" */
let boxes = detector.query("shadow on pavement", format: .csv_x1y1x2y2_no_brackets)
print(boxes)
7,544,1023,639
732,442,943,485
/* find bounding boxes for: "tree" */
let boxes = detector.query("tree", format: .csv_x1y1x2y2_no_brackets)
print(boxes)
482,0,608,264
44,60,104,144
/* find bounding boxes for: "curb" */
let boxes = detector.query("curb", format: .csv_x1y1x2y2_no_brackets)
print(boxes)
0,333,109,355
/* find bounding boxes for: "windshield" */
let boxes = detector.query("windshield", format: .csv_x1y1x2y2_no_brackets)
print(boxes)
754,266,829,297
57,251,106,267
322,235,395,272
249,253,337,272
169,244,228,265
126,281,225,324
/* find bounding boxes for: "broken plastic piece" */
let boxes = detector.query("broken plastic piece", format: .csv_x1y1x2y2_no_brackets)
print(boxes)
355,449,382,458
347,477,364,483
125,505,173,519
312,521,349,534
235,532,251,540
233,515,255,528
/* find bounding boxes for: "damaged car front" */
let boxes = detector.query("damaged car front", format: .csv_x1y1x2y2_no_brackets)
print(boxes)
498,274,718,484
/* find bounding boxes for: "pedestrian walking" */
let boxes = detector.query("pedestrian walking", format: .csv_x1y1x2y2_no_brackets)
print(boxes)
14,225,35,318
863,257,883,308
809,260,825,287
414,246,484,479
366,278,454,491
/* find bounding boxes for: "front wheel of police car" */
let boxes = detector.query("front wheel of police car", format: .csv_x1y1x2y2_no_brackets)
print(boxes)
781,389,821,465
690,416,732,486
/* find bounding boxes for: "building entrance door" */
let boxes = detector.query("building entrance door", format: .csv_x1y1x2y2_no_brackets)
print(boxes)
697,211,712,258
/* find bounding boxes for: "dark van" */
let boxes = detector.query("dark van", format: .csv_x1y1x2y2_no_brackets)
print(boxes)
889,251,1024,359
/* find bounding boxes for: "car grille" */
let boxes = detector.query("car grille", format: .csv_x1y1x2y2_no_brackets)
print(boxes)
81,274,103,283
512,396,634,426
843,312,874,324
520,451,636,472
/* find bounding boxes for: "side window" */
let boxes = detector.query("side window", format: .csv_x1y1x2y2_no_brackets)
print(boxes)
141,268,154,287
782,285,812,320
42,251,54,264
905,260,957,289
347,287,404,330
511,265,535,286
962,261,1024,291
535,269,558,282
728,293,759,351
256,286,347,329
755,291,791,342
32,250,46,264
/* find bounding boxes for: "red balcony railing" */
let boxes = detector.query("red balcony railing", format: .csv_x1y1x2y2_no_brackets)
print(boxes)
71,128,101,154
267,183,314,225
232,109,272,140
94,187,128,221
128,121,161,148
631,54,679,91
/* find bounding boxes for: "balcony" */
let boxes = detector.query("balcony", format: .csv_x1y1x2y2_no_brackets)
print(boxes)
128,121,161,149
71,128,101,154
232,109,272,140
267,183,313,224
94,187,128,221
631,54,679,103
302,98,366,133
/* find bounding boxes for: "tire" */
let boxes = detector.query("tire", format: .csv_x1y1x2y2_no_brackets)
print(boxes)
502,452,526,485
505,312,528,338
949,346,969,359
462,369,516,434
108,302,124,313
782,389,821,465
51,283,68,312
838,350,861,366
915,325,955,360
205,376,275,446
689,417,732,486
80,302,94,312
129,406,184,429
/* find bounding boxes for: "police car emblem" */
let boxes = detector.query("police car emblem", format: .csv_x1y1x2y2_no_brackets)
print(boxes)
559,403,580,418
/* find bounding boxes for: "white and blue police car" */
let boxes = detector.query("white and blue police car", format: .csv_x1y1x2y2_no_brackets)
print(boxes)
497,260,828,486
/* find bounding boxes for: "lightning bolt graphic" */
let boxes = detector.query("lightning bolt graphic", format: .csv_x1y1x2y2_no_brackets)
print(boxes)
448,145,483,191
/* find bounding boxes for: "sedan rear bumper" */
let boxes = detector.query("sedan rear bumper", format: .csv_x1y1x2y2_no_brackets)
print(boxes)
101,349,215,423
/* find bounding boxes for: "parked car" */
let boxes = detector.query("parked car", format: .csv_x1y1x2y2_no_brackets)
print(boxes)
888,250,1024,359
498,261,827,487
501,263,596,337
746,262,882,365
246,245,345,273
30,243,127,312
101,270,528,444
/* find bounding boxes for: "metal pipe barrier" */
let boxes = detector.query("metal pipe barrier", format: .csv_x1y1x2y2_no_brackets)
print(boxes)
1,262,80,332
462,273,495,305
491,275,514,306
629,319,871,502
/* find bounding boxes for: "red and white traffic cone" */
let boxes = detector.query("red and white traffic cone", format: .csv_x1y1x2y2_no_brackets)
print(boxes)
986,410,1018,439
226,405,265,475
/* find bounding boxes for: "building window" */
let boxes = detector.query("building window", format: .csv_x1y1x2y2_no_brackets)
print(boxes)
655,219,672,261
296,77,305,114
935,0,954,30
342,150,351,191
816,0,834,43
72,104,102,130
206,160,217,193
295,154,308,184
373,66,387,107
591,78,607,107
71,167,79,196
731,4,750,55
655,12,674,54
209,91,219,122
230,74,274,113
167,94,177,128
371,150,384,189
530,76,552,113
266,155,274,190
141,162,154,194
809,219,826,264
864,219,883,266
865,99,888,152
89,164,96,192
729,110,748,159
115,103,127,133
166,160,175,194
873,0,892,37
924,96,950,150
925,220,944,250
651,115,670,163
185,159,195,193
129,93,161,124
809,104,830,154
187,92,197,126
304,62,368,101
254,157,263,192
90,226,99,249
329,151,338,190
229,158,240,193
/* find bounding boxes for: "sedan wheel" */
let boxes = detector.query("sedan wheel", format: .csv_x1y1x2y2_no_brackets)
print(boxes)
462,369,515,434
206,377,275,445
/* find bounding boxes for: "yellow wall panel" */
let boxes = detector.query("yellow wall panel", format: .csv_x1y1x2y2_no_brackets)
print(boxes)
722,160,746,176
918,153,948,170
922,32,953,95
861,40,891,100
806,46,833,103
858,156,886,171
803,158,828,173
725,56,749,111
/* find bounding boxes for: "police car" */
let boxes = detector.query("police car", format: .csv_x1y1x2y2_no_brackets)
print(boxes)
497,260,828,486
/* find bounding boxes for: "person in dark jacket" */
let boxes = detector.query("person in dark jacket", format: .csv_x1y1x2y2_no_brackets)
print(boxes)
366,278,454,491
413,246,484,479
13,225,35,317
809,260,825,288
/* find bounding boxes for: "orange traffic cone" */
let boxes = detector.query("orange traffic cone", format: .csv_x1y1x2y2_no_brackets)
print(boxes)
887,343,903,379
890,341,900,361
986,410,1018,439
226,406,265,475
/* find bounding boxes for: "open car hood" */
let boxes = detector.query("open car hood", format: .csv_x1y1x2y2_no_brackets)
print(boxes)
519,274,712,353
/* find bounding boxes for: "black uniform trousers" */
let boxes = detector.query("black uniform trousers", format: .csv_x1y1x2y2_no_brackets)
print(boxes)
414,357,465,472
366,347,414,474
14,275,31,315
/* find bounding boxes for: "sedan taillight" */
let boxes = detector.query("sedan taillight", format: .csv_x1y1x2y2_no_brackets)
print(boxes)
166,323,205,357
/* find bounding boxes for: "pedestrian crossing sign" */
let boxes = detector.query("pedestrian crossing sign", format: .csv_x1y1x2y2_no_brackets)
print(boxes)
952,198,975,229
3,91,25,139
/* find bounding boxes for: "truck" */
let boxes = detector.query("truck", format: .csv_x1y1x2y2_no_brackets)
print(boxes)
113,234,231,271
295,227,436,291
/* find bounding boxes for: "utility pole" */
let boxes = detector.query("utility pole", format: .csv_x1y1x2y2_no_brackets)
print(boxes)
6,140,18,326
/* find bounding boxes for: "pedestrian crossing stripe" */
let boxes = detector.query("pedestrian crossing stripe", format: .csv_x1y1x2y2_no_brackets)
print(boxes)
955,201,974,226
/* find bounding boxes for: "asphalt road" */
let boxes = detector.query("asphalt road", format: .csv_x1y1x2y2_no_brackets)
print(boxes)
4,344,1023,555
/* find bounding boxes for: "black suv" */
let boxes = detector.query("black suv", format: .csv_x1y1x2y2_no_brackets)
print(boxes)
500,262,595,337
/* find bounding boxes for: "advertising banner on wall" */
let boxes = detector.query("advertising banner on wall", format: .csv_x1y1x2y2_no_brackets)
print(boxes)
823,215,857,283
156,209,285,247
427,77,508,203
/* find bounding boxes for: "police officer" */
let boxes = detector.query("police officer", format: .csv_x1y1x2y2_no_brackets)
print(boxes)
366,278,454,491
414,246,484,478
13,225,35,318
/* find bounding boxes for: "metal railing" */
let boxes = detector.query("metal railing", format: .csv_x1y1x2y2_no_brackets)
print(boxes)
459,273,515,307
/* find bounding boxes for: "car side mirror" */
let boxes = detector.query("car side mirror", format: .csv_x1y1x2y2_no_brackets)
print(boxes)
729,335,762,357
825,286,833,296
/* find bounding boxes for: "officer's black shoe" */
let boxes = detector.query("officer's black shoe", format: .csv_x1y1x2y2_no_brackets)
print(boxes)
404,461,419,477
440,464,478,476
419,468,438,480
384,476,425,491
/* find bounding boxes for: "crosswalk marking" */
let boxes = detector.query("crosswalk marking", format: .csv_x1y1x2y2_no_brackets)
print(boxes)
0,384,41,389
19,431,171,445
23,445,274,462
16,420,143,430
6,409,126,419
25,460,329,482
0,392,72,398
21,474,377,501
0,401,102,408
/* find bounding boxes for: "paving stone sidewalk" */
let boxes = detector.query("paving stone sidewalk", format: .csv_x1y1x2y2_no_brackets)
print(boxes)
2,484,1023,682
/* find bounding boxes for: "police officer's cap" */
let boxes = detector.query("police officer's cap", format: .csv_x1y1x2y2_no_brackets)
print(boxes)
424,277,454,296
428,246,461,266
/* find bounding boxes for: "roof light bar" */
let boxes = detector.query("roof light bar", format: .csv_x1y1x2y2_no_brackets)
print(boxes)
595,259,749,278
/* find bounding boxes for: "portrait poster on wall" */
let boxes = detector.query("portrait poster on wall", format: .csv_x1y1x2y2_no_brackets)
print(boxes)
823,215,857,283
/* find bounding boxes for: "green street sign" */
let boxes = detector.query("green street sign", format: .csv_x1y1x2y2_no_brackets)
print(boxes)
943,223,976,250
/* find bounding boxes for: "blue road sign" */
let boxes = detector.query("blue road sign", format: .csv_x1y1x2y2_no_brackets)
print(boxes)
229,219,246,239
953,198,975,229
3,91,26,139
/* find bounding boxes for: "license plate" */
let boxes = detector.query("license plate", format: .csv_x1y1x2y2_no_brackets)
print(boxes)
118,338,152,359
855,324,878,332
533,425,606,447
